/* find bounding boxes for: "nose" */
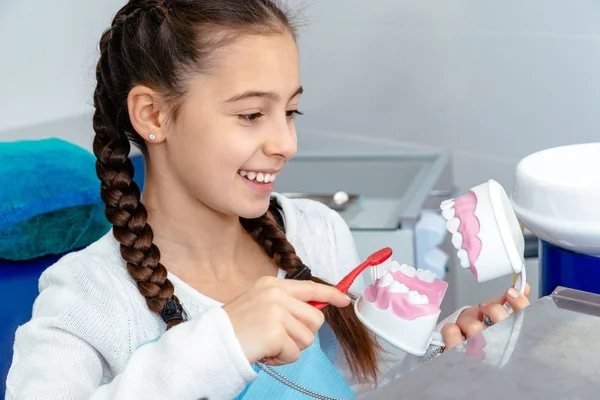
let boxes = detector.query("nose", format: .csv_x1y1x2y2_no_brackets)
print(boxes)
264,122,297,160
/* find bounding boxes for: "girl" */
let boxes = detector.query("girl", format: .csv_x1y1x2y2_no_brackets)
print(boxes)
6,1,530,399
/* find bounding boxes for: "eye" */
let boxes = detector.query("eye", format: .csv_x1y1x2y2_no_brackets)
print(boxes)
286,110,304,120
238,112,264,125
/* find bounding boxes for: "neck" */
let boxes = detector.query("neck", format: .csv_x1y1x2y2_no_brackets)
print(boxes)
141,170,252,282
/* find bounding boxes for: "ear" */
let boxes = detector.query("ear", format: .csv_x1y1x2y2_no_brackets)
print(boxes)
127,85,169,143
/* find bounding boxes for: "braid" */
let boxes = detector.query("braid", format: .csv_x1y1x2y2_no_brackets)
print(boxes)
93,20,184,329
94,0,379,379
240,204,380,383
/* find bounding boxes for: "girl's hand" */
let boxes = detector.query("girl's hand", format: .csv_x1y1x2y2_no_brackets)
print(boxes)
223,276,351,366
442,284,531,351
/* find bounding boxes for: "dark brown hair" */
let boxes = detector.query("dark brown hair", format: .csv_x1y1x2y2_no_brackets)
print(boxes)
92,0,379,383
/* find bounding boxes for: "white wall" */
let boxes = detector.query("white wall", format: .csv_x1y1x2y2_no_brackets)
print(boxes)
0,0,124,134
4,0,585,308
294,0,600,193
2,0,599,193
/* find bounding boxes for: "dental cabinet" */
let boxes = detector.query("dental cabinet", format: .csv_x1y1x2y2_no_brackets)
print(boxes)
275,149,452,266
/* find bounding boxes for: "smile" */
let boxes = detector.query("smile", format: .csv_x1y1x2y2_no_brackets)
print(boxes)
238,170,278,183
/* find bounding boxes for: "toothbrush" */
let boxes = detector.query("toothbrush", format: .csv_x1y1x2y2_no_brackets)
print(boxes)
370,256,392,282
309,247,393,310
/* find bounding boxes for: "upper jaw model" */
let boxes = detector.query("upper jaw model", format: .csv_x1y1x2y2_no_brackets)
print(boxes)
440,179,526,285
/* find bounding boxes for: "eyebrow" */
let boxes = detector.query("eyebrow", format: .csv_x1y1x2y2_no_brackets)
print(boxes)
225,86,304,103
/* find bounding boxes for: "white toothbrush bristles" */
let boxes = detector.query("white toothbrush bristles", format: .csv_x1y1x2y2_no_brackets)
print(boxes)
370,258,392,282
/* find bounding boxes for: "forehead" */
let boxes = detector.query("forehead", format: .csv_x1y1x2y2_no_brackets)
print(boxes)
192,32,300,98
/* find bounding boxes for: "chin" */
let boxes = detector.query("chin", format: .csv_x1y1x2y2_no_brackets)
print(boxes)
237,197,272,220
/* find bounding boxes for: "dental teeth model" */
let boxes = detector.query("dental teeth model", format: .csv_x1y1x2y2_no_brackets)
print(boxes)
440,179,526,289
355,261,448,356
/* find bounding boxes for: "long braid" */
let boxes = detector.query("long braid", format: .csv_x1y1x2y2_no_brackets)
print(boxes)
92,12,184,329
240,203,380,383
93,0,380,382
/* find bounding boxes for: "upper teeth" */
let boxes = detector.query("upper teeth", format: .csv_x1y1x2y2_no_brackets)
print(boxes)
442,207,455,219
446,217,460,234
456,249,471,268
440,199,455,211
440,201,473,269
239,170,277,183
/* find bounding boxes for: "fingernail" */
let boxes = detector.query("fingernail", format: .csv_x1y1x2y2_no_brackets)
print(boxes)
343,294,352,302
479,302,487,308
507,288,519,298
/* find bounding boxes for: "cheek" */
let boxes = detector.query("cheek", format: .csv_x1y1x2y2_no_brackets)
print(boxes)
174,130,255,184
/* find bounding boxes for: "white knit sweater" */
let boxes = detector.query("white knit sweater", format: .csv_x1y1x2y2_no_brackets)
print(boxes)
6,194,463,400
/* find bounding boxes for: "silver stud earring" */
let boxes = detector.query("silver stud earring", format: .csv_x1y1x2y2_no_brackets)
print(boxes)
148,133,156,141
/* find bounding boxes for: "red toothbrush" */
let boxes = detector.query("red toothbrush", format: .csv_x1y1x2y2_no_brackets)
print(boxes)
309,247,393,310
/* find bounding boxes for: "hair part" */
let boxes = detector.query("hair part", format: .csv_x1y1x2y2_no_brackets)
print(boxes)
92,0,379,383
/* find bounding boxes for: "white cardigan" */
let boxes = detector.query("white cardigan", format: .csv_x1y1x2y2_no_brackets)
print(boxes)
6,194,462,400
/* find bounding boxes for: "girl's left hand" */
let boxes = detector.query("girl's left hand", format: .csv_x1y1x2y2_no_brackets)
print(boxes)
441,284,531,351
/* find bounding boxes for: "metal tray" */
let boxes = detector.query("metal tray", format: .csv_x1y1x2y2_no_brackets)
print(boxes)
282,193,359,211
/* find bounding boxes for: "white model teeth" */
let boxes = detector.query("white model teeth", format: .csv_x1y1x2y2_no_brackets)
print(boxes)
398,264,417,278
441,207,455,219
380,272,394,287
440,199,455,211
456,249,471,268
407,290,429,305
445,217,460,234
239,170,277,183
390,260,402,272
389,281,409,293
451,231,463,248
440,198,477,270
378,258,392,275
416,268,437,283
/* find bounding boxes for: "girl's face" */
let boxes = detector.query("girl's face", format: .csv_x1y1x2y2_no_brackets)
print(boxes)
155,32,301,219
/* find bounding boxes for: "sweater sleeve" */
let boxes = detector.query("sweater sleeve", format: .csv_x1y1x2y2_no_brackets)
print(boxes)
322,208,469,397
5,257,256,400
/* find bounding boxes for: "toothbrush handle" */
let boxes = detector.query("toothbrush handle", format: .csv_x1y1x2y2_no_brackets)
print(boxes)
309,301,328,310
306,247,393,310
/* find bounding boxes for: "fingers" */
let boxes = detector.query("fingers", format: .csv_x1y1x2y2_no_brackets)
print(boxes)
278,296,325,333
283,313,316,350
267,334,301,366
441,323,464,351
456,311,485,339
523,283,531,297
505,286,530,313
482,283,530,306
479,284,530,325
479,302,509,324
265,314,314,366
275,279,352,307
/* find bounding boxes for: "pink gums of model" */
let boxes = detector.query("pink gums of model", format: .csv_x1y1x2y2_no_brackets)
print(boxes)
452,191,483,278
363,266,448,320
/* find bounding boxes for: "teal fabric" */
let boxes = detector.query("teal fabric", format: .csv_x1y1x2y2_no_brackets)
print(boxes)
234,328,355,399
0,138,110,260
